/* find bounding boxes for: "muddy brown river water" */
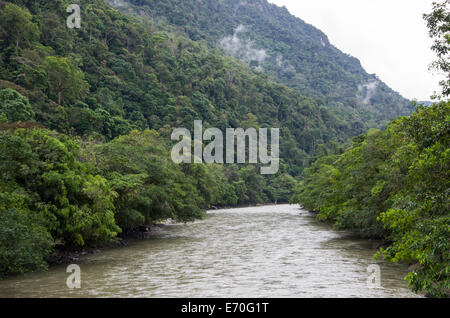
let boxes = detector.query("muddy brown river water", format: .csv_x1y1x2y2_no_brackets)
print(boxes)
0,205,420,297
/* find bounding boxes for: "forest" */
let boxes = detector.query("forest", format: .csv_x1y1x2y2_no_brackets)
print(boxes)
291,101,449,297
291,1,450,297
117,0,414,128
0,0,311,278
0,0,448,298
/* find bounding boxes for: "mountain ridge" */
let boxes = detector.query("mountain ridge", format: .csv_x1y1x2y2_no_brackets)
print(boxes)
0,0,362,178
115,0,413,128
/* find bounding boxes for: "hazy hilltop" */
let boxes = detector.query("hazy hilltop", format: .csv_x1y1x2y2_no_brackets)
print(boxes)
113,0,414,128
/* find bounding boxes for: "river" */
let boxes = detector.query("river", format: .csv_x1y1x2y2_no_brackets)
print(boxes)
0,205,420,298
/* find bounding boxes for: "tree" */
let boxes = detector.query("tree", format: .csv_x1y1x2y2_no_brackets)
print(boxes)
0,129,121,247
44,56,89,105
376,102,450,297
0,3,39,48
93,130,205,229
0,88,35,122
271,173,297,204
0,193,53,278
292,101,450,297
424,0,450,98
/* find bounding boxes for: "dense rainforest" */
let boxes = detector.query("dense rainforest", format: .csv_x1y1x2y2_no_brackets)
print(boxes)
0,0,353,277
0,0,447,299
292,1,450,297
111,0,413,129
0,0,370,178
0,0,309,277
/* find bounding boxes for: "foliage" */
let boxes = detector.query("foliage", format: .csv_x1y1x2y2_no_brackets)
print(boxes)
292,102,450,297
376,103,450,297
43,56,89,105
122,0,413,126
424,0,450,98
90,130,206,228
0,88,35,122
0,128,121,247
0,192,53,278
0,3,39,49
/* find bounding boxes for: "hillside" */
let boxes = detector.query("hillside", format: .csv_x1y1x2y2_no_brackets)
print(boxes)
112,0,414,130
0,0,361,274
0,0,364,178
0,0,447,298
0,0,296,275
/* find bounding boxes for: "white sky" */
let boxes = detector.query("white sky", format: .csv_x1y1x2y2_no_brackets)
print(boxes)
268,0,443,101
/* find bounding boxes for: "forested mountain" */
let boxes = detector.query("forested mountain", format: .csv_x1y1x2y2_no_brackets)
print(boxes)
0,0,365,179
0,0,338,275
112,0,414,129
0,0,447,298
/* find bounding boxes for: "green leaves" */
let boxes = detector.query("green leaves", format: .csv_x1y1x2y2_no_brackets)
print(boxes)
293,101,450,297
0,128,121,248
43,56,89,105
92,129,206,228
0,3,39,49
0,192,53,278
0,88,35,122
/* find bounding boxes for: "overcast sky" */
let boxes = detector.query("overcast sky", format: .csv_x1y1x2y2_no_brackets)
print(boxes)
268,0,442,101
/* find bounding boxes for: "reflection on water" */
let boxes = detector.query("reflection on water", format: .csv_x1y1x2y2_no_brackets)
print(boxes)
0,205,420,298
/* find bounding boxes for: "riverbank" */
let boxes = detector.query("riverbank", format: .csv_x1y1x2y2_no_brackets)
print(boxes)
210,202,284,210
45,223,169,267
0,205,419,298
301,207,392,248
300,207,432,297
45,204,284,267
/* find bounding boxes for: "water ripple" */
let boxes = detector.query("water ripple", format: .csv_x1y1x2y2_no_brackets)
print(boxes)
0,205,420,298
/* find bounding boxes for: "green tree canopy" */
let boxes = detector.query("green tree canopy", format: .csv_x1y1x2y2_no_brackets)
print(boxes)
0,88,35,122
44,56,89,105
0,3,39,48
424,0,450,98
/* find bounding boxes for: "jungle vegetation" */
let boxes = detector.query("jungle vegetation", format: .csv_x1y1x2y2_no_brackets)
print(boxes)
291,0,450,297
0,0,447,299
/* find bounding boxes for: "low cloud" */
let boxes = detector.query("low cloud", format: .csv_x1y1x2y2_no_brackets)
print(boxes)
219,25,267,65
358,80,379,105
107,0,129,8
